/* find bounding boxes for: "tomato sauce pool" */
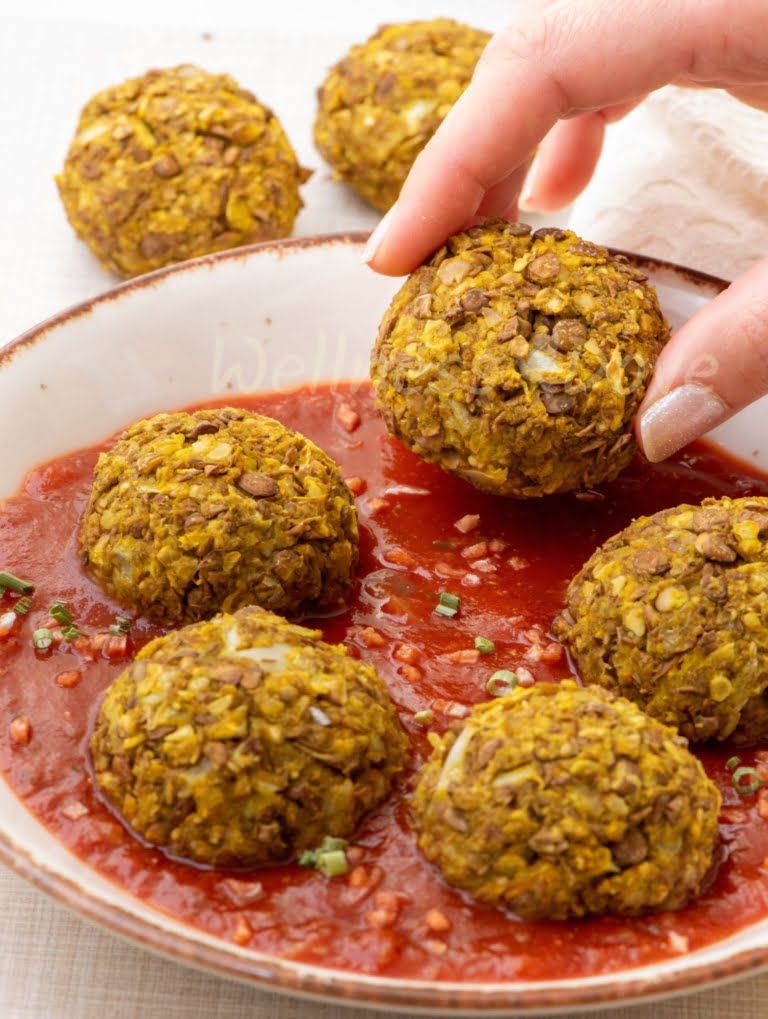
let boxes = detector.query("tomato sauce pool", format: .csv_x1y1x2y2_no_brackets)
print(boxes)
2,381,768,982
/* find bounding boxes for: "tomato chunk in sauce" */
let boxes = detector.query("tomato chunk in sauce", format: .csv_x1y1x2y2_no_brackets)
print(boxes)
2,382,768,982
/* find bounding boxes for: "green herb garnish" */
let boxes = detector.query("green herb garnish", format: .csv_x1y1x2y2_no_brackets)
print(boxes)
733,766,762,796
0,572,34,595
61,625,81,642
726,756,741,771
435,592,460,618
33,628,55,651
13,596,32,616
475,636,495,654
299,836,349,877
486,670,519,697
49,602,74,626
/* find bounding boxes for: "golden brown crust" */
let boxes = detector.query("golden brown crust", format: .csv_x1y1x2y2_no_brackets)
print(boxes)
91,606,408,866
371,220,669,497
314,19,489,211
553,496,768,744
57,65,309,277
413,681,720,919
80,407,358,624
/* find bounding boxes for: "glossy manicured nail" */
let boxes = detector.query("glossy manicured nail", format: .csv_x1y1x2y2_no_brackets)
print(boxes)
639,384,728,463
361,203,397,264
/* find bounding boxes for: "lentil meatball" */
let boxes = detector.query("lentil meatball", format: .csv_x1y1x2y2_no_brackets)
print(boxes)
91,606,408,867
57,65,310,277
553,496,768,744
412,681,720,920
80,407,358,625
371,220,669,498
314,19,489,212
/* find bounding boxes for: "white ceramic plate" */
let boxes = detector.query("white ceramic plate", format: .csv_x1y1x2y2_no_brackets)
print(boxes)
0,233,766,1015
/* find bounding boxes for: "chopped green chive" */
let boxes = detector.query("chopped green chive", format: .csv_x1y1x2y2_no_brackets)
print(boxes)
108,616,132,636
413,709,435,727
298,836,349,877
61,625,81,642
33,628,55,651
486,670,519,697
435,592,460,618
318,836,347,853
49,602,73,626
733,766,762,796
726,756,741,771
475,636,495,654
0,572,35,595
432,540,457,550
317,849,348,877
13,596,32,616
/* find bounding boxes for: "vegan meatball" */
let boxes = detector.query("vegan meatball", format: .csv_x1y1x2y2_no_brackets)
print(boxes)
371,220,669,498
80,407,358,624
553,496,768,744
57,65,310,277
91,606,408,867
412,681,720,920
314,19,489,212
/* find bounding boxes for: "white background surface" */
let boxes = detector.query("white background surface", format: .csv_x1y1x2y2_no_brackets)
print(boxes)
2,2,768,1017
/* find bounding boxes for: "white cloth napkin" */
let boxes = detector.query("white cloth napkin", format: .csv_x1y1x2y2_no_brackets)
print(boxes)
567,86,768,280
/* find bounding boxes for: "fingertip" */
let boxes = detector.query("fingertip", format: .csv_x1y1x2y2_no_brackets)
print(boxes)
361,204,399,271
636,384,728,463
365,156,486,276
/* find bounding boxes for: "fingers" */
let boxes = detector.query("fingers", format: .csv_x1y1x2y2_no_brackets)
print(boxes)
520,115,605,213
727,83,768,113
366,0,766,276
475,160,533,220
520,100,644,212
637,258,768,461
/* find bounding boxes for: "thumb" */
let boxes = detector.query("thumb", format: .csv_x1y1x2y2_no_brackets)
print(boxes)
637,258,768,462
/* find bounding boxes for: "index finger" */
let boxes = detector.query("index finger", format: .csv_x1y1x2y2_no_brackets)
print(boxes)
366,0,760,275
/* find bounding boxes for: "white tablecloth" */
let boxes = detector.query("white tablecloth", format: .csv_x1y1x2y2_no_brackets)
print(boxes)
1,3,767,1017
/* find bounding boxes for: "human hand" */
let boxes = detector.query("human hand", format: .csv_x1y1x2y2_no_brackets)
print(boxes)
362,0,768,462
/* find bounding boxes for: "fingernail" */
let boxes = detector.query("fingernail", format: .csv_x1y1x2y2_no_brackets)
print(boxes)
519,152,542,212
639,384,728,463
361,203,397,264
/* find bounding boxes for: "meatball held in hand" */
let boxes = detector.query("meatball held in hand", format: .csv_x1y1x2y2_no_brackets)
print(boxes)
91,607,408,867
57,65,310,277
371,220,669,498
554,495,768,744
412,681,720,920
314,19,489,212
80,407,358,625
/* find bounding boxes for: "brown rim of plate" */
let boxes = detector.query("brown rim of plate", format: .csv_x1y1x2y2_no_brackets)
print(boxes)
1,232,760,1016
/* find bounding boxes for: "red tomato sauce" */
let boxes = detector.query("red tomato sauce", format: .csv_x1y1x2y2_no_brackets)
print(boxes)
2,381,768,982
